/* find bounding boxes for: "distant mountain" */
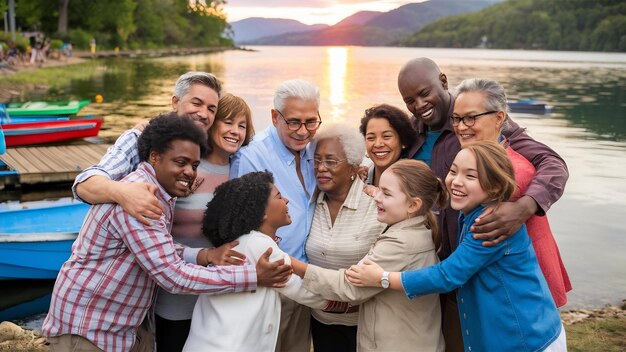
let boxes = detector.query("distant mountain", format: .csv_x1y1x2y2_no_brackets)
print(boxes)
248,0,503,46
229,18,329,44
333,11,382,27
402,0,626,52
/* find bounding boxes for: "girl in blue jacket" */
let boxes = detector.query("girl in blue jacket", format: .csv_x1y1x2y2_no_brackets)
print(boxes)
346,140,566,352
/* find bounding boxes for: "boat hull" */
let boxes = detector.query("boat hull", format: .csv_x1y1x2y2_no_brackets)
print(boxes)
0,202,89,280
6,100,91,116
0,238,77,280
508,100,552,114
1,115,70,124
2,118,103,146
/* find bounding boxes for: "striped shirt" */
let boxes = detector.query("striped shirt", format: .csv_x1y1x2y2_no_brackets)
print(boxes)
155,160,230,320
305,177,384,325
43,162,257,352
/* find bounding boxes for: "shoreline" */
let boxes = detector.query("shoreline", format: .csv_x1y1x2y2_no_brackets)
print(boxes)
1,301,624,351
0,46,247,101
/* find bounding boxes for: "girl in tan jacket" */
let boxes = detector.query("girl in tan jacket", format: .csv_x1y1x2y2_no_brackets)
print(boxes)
291,159,446,352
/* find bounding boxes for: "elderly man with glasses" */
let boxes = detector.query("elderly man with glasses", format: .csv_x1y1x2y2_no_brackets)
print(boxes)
230,79,323,352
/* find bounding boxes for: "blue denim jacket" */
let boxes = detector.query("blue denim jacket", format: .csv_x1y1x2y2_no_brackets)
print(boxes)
401,205,562,351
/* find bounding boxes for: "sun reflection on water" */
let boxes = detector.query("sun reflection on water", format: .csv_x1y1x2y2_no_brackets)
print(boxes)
326,47,348,123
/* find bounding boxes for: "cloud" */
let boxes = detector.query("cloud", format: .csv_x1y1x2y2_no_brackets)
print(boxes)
228,0,329,7
225,0,419,25
228,0,412,7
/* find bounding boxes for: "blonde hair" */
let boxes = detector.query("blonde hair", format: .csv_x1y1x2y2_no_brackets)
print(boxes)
462,141,516,204
386,159,448,248
209,93,254,151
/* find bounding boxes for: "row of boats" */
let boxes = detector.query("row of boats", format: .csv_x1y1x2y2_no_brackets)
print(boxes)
0,100,102,147
0,100,101,281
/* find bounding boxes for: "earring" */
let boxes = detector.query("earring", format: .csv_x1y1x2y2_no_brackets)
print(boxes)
351,175,355,181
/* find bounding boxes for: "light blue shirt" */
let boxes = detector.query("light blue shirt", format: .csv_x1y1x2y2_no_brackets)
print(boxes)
230,125,316,261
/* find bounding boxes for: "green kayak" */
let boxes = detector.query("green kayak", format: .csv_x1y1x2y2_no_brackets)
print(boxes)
6,100,91,116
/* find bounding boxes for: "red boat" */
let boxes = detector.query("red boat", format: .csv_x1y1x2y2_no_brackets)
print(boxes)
1,118,103,147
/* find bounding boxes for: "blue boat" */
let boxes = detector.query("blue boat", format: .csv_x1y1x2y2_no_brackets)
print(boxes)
0,103,70,124
0,202,90,280
0,279,55,321
1,115,70,124
508,99,553,115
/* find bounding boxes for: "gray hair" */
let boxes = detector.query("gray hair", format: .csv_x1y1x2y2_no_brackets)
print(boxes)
453,78,510,130
273,79,320,112
313,123,365,167
453,78,510,128
174,71,222,99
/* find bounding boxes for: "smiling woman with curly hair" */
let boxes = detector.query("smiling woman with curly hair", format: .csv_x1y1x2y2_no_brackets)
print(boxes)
183,171,332,352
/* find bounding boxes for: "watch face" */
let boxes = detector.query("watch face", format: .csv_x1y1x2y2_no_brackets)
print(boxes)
381,271,390,288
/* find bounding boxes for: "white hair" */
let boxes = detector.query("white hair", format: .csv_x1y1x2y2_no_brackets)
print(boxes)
273,79,320,111
313,123,365,166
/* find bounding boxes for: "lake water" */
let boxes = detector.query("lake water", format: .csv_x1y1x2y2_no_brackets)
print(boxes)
2,47,625,322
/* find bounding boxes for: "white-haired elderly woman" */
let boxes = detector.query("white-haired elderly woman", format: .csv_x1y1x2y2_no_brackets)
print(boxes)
452,78,571,308
304,123,384,352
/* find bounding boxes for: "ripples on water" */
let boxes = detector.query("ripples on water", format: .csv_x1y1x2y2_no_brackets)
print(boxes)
8,47,626,310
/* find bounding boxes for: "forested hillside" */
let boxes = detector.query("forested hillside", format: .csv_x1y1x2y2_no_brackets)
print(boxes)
1,0,231,50
401,0,626,52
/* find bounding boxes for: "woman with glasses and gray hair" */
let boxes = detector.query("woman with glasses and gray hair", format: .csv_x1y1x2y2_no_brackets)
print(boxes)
451,78,572,308
304,123,384,352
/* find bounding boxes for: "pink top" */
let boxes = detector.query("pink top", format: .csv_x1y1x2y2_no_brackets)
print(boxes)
507,147,572,307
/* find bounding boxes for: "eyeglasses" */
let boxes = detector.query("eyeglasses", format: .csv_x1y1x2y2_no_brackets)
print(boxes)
275,109,322,131
450,111,498,127
190,115,210,126
314,159,347,169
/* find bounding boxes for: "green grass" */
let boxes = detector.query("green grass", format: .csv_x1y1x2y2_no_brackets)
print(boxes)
565,316,626,352
0,61,102,90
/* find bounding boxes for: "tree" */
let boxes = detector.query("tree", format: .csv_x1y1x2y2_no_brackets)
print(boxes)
57,0,69,34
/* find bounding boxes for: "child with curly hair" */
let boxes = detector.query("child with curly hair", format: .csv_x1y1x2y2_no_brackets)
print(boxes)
183,171,338,352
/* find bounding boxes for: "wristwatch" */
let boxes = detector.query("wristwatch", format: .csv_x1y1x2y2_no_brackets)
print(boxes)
380,271,390,289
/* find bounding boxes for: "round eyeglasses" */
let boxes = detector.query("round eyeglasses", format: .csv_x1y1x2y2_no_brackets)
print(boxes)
313,159,347,169
450,111,497,127
276,109,322,131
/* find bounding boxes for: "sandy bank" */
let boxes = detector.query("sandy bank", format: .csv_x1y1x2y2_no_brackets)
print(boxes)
1,302,624,351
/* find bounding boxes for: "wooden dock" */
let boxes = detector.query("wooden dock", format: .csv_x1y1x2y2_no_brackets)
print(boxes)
0,144,110,189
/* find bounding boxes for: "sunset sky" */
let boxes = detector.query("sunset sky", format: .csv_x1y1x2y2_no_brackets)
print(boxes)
224,0,422,25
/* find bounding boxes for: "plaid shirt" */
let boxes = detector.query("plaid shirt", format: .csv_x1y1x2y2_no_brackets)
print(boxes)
72,128,142,202
44,162,257,352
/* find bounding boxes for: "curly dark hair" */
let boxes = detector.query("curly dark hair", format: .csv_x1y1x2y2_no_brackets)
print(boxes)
359,104,417,154
202,171,274,247
137,112,208,162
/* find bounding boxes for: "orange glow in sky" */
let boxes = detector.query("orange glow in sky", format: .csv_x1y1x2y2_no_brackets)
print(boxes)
224,1,421,25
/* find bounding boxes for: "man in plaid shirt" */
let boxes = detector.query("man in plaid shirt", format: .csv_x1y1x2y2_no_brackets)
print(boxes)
43,114,289,352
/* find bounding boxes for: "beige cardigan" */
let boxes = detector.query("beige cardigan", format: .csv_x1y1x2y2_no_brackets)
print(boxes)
303,216,445,352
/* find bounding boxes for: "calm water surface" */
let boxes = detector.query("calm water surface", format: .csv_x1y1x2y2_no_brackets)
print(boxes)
2,47,625,321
